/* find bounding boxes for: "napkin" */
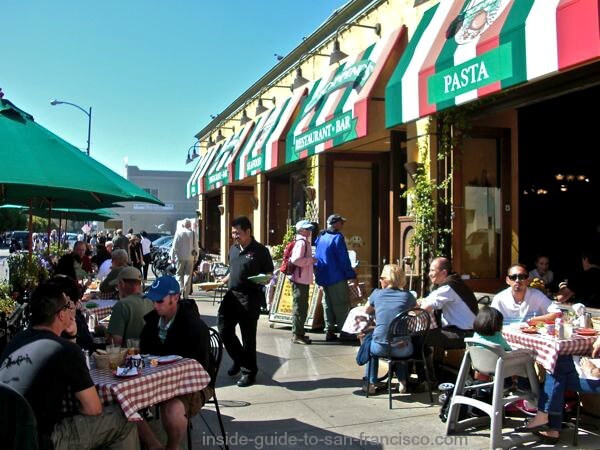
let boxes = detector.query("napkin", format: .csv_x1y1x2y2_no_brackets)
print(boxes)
116,366,138,376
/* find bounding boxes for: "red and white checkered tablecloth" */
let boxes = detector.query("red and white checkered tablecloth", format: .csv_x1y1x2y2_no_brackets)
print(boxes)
502,328,596,373
91,358,210,421
83,299,117,320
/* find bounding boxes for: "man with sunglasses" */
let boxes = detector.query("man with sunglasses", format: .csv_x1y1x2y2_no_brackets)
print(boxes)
138,275,213,450
0,282,138,449
492,263,558,322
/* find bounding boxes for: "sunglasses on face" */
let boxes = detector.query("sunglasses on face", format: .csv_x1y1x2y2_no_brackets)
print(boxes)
508,273,529,281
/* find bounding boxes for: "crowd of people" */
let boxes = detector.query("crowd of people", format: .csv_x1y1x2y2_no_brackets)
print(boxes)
1,213,599,448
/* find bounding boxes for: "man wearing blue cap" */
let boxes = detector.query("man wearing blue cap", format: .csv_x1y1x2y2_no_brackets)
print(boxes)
138,276,212,450
314,213,358,342
289,220,317,344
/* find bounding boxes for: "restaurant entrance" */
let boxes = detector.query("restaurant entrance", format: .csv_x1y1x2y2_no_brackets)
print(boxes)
518,84,600,283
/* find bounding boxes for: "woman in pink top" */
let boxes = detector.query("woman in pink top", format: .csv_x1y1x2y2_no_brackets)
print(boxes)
290,220,317,344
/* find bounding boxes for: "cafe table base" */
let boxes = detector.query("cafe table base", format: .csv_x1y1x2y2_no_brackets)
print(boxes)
502,328,596,373
91,358,210,421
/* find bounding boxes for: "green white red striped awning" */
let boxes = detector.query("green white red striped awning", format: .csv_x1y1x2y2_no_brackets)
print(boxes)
185,142,220,198
386,0,600,128
286,27,405,163
202,123,253,193
234,88,306,181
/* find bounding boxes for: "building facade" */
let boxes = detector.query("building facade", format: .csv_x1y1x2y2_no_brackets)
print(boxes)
187,0,600,294
112,165,197,235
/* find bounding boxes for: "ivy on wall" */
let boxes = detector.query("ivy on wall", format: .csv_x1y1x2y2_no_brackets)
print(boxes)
403,107,472,290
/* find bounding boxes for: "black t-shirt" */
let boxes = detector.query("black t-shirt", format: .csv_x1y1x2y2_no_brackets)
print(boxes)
0,328,94,435
228,238,274,299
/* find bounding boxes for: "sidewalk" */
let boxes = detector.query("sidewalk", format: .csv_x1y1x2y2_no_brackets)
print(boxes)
179,291,599,450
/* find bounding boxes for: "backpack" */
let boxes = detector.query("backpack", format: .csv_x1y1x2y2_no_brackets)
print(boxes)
280,240,298,276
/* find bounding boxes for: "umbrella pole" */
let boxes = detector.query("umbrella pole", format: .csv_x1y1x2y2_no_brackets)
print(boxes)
47,202,52,254
28,199,33,255
58,214,62,247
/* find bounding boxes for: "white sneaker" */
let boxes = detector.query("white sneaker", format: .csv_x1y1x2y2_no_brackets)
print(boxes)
397,381,407,393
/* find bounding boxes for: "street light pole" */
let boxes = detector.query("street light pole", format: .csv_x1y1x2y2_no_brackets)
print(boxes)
51,99,92,156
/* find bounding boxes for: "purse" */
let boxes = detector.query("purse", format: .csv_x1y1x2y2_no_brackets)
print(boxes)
355,331,373,366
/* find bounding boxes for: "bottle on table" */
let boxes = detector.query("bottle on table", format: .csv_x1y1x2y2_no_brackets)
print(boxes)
555,316,564,339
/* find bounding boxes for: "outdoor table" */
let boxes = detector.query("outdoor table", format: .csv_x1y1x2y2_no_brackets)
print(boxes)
83,299,117,320
502,327,596,373
91,357,210,421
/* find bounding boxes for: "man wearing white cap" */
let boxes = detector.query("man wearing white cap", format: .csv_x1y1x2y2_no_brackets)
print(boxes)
289,220,317,344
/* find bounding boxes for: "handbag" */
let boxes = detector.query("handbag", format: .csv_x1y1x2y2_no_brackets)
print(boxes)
355,331,373,366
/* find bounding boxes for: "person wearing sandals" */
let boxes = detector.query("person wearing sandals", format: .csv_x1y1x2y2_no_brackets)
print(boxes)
519,337,600,444
362,264,416,395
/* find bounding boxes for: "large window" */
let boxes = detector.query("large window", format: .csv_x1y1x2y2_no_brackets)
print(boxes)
461,138,500,279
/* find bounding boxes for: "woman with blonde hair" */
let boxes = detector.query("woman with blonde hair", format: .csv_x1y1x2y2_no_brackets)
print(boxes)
363,264,416,394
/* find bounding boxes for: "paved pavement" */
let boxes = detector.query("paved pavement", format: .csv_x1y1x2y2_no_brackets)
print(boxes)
172,290,600,450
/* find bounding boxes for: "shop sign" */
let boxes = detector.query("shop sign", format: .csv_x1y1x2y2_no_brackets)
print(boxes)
268,273,323,330
189,184,198,197
303,60,375,113
428,44,512,104
207,168,228,186
289,111,357,154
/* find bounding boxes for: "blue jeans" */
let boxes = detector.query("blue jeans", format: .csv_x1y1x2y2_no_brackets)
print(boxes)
538,355,600,430
365,340,413,383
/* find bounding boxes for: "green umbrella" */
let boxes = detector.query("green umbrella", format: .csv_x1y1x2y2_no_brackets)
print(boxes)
0,98,163,209
0,204,117,222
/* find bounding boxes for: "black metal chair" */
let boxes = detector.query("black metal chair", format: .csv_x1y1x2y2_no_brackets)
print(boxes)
0,382,51,449
187,327,228,450
366,308,433,408
211,263,230,305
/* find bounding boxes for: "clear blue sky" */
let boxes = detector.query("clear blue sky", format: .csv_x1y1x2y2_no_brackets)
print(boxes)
2,0,348,175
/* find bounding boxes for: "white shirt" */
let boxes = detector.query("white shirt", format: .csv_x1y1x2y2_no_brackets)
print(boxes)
97,259,112,281
140,236,152,256
422,284,476,330
491,287,557,321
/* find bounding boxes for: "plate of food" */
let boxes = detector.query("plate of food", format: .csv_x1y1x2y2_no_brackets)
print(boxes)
520,326,539,334
113,366,140,378
576,328,598,336
247,274,272,284
156,355,183,365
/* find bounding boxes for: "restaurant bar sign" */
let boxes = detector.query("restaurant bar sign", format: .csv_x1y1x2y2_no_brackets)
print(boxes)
385,0,600,127
292,111,357,152
286,35,391,163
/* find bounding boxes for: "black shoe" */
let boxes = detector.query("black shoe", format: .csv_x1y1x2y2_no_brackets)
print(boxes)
325,332,338,342
227,364,241,377
339,332,358,342
237,374,256,387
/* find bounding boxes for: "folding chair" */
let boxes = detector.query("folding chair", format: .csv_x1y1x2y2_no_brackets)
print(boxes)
445,337,539,450
187,327,228,450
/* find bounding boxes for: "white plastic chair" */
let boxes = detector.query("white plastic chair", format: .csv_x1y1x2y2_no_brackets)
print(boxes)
445,337,539,450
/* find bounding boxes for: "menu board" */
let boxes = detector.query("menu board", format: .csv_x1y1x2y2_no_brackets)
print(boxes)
269,273,323,330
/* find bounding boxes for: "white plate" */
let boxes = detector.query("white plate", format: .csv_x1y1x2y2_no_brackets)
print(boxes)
157,355,183,365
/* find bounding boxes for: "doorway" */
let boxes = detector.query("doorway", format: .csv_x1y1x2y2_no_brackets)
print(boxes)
518,85,600,283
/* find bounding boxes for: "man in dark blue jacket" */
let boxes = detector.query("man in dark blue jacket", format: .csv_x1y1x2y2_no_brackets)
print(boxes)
314,214,357,341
